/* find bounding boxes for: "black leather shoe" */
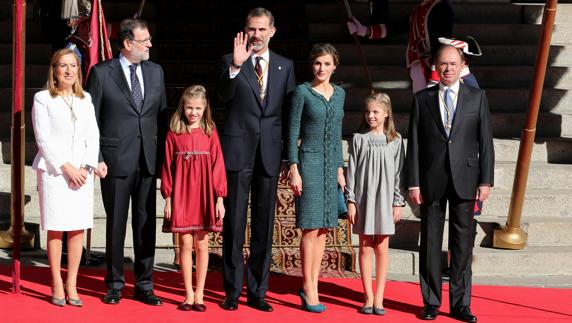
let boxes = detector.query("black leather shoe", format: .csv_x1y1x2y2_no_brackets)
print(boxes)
451,307,477,323
134,290,163,306
420,305,439,320
247,298,273,312
220,298,238,311
442,267,451,282
102,289,121,304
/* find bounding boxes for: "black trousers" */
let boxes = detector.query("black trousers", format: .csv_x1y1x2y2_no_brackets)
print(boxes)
222,150,278,300
419,180,475,310
101,157,156,292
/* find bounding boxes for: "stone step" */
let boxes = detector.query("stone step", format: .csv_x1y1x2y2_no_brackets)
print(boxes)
0,43,52,65
387,215,572,250
523,3,572,24
334,44,572,67
0,21,555,45
3,136,572,165
342,111,572,138
380,246,572,276
306,2,527,24
4,85,572,115
1,108,571,141
340,87,572,114
311,23,545,45
3,162,571,220
483,189,572,218
335,65,572,90
5,40,559,68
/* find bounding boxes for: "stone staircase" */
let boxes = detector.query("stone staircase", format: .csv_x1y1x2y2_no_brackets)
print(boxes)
1,0,572,279
328,0,572,277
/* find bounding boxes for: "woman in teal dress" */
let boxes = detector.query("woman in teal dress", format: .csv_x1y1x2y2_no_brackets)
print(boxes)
287,43,345,313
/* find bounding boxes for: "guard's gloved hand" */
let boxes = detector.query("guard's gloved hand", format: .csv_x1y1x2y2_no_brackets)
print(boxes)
347,17,367,37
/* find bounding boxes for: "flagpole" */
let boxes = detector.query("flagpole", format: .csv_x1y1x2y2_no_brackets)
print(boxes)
0,0,33,294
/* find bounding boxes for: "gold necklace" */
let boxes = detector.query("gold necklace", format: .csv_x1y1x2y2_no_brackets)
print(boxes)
60,93,77,123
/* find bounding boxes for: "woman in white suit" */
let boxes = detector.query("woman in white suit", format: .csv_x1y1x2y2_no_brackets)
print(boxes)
32,48,102,307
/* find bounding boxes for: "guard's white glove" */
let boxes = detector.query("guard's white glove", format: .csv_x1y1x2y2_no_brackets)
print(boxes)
347,17,368,37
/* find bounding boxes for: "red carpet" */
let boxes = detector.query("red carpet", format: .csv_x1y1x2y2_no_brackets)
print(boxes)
1,265,571,322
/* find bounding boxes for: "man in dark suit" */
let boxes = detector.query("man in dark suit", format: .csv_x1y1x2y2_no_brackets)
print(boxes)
217,7,296,312
85,18,167,306
406,45,494,322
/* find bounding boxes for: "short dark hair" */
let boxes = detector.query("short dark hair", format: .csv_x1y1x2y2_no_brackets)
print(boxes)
245,7,274,27
118,18,148,48
309,43,340,66
434,44,465,64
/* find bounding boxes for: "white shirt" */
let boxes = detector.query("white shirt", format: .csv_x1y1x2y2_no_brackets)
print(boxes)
438,80,460,127
229,50,270,94
119,53,145,97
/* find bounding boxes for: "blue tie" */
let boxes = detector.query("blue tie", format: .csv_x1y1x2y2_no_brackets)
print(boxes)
444,88,455,135
129,64,143,112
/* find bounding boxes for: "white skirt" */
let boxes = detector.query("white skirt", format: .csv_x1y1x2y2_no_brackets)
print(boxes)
37,169,94,231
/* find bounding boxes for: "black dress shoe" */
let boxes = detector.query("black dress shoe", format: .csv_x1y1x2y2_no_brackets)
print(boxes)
134,290,163,306
451,307,477,323
442,267,451,282
192,303,207,312
102,288,122,304
177,303,192,311
247,298,273,312
220,298,238,311
420,305,439,320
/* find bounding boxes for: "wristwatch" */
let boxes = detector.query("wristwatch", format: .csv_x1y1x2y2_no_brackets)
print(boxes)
81,164,95,174
230,62,242,69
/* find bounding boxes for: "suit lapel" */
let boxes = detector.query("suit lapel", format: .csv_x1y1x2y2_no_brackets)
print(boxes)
141,61,151,113
450,84,467,138
241,58,263,108
265,51,278,114
109,59,139,113
426,87,448,139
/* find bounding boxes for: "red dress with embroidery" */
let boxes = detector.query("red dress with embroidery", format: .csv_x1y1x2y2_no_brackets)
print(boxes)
161,128,227,232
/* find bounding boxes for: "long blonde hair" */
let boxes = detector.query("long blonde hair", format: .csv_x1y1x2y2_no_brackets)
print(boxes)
169,85,215,136
362,92,399,142
46,48,85,98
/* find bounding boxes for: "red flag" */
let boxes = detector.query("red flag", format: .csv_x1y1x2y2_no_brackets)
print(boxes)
85,0,113,79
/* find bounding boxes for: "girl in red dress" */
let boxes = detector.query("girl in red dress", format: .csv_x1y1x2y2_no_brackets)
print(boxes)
161,85,227,312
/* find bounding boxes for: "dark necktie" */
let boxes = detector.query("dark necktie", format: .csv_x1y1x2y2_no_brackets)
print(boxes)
255,56,265,101
129,64,143,111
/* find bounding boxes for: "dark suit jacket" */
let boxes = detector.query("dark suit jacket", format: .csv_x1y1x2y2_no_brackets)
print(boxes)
85,58,168,177
406,83,494,201
218,51,296,176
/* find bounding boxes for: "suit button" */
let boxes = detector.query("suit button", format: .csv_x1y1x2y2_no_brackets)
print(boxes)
449,140,453,144
137,135,141,139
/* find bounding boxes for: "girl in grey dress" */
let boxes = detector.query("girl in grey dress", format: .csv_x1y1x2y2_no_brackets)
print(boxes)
346,92,405,315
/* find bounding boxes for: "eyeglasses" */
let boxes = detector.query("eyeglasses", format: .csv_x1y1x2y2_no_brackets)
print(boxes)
132,37,152,45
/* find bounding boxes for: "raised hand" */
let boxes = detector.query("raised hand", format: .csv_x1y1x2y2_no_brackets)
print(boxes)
347,17,367,37
232,32,253,69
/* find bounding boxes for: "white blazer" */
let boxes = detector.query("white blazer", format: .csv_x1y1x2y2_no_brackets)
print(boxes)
31,90,100,175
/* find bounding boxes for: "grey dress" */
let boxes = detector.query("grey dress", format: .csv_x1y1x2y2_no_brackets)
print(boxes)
346,131,406,235
287,82,345,229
